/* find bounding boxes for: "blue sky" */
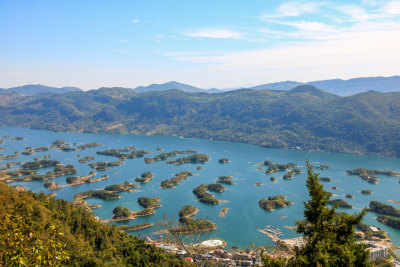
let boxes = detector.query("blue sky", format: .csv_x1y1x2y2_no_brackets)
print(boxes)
0,0,399,90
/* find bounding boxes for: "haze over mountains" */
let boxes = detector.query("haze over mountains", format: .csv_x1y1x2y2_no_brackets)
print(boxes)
1,76,399,96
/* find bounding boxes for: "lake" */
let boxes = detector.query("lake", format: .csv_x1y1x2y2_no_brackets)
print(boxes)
1,126,399,248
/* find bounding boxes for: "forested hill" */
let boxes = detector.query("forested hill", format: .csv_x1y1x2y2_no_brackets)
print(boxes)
1,85,400,156
0,183,186,266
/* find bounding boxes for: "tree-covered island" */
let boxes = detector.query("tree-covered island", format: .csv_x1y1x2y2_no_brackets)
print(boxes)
193,184,226,204
259,195,293,211
368,201,400,217
89,160,123,171
261,160,299,175
78,156,96,163
134,171,154,183
346,168,400,184
166,153,209,165
138,197,161,209
160,171,193,188
376,216,400,230
97,148,149,160
327,199,353,208
218,158,229,164
178,205,199,219
104,181,138,192
216,175,234,185
144,149,196,164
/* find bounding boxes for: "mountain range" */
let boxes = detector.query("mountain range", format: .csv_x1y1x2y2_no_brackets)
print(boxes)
2,75,399,96
1,84,399,157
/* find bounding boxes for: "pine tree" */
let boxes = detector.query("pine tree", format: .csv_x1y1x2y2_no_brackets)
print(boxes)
293,161,371,266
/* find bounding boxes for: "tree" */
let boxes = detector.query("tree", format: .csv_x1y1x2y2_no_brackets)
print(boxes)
293,161,371,266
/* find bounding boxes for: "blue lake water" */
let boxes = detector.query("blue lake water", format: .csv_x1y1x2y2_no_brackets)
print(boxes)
1,126,399,248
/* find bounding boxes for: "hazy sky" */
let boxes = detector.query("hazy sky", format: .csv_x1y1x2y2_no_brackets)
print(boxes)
1,0,399,90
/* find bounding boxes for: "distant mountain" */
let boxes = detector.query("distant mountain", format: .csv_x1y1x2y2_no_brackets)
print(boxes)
308,76,400,96
250,81,302,91
249,76,400,96
0,84,82,95
134,81,205,93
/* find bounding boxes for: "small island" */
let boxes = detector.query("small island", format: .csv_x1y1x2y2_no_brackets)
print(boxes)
160,171,193,188
369,201,400,217
134,171,154,183
193,184,226,204
97,148,149,160
218,158,229,164
10,137,24,141
376,216,400,230
311,164,330,170
143,150,196,164
197,166,202,170
331,186,338,190
89,160,123,171
254,182,264,186
105,181,138,192
178,205,199,219
346,168,399,184
107,206,155,222
270,177,277,183
78,156,96,163
360,190,372,195
261,161,298,175
118,223,153,232
344,194,354,199
282,169,301,180
219,208,229,217
216,175,234,185
74,190,120,202
320,177,331,182
138,197,161,209
259,195,292,211
166,153,209,165
328,199,352,208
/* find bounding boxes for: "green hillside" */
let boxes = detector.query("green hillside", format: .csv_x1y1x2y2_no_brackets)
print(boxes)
0,85,400,156
0,182,186,266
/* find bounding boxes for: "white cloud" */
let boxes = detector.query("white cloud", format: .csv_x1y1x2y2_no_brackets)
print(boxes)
118,39,127,43
184,28,244,39
171,22,400,83
131,19,139,23
261,1,322,18
380,1,400,15
362,0,377,7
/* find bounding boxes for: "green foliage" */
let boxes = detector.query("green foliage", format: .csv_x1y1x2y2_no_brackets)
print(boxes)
293,162,370,266
376,216,400,230
0,182,185,266
178,205,198,218
144,150,196,164
160,171,193,188
192,184,225,204
138,197,161,209
166,153,209,165
328,199,352,208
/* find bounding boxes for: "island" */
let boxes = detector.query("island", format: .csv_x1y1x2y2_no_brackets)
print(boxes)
346,168,399,184
78,156,96,163
328,199,352,208
216,175,234,185
331,186,338,190
10,137,24,141
76,142,102,150
134,171,154,183
360,190,372,195
254,182,264,186
11,163,78,182
344,194,354,199
270,177,277,183
106,205,155,223
89,160,123,171
218,158,229,164
0,155,18,160
311,164,330,170
320,177,331,182
197,166,202,170
21,159,60,170
261,161,298,174
74,190,120,203
97,148,149,160
376,216,400,230
355,222,387,240
369,201,400,217
219,208,229,217
174,206,216,233
193,184,226,204
178,205,199,219
259,195,293,211
166,153,209,165
156,147,163,152
51,139,69,149
144,149,196,164
282,169,301,180
160,171,193,188
138,197,161,209
105,181,138,192
118,223,153,232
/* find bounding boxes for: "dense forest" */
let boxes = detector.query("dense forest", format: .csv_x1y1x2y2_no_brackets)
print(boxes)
0,182,186,266
1,85,400,156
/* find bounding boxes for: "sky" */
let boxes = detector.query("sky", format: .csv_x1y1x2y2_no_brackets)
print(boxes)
0,0,400,90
